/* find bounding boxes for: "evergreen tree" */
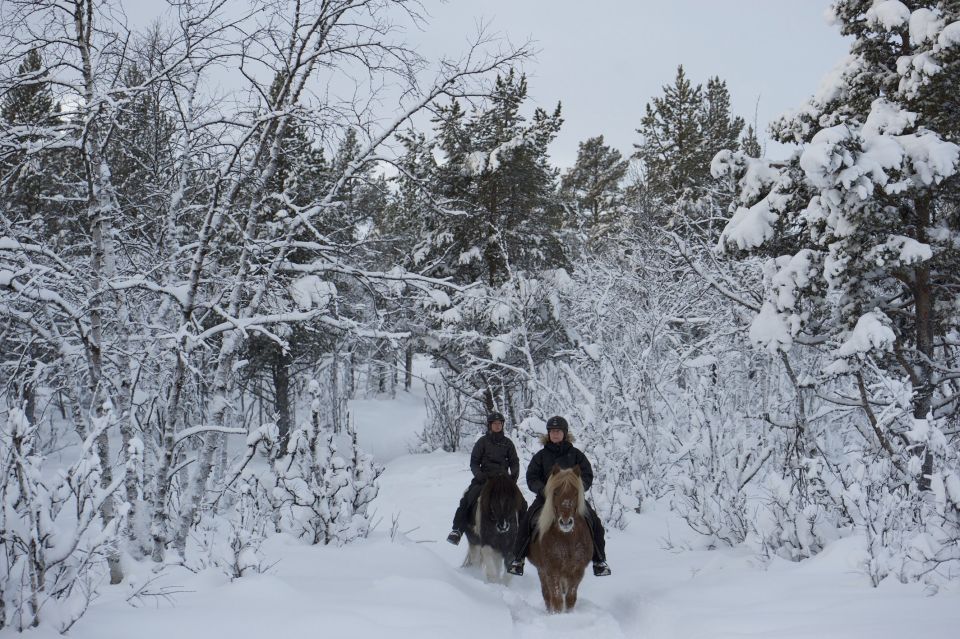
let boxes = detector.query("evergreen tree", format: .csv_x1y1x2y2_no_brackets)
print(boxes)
109,61,178,251
374,72,570,415
633,66,745,230
1,49,55,126
0,48,68,242
739,123,762,157
426,70,566,286
702,77,745,168
0,48,71,416
376,130,435,267
328,127,386,240
634,65,705,204
560,135,629,242
714,0,960,502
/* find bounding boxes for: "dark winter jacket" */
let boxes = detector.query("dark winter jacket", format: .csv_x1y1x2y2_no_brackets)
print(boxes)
525,434,593,497
470,430,520,483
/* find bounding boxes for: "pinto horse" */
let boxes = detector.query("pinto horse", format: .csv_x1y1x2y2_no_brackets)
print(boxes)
528,465,592,612
463,473,527,583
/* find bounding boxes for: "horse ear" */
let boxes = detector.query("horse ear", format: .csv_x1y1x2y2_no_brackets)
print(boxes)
572,465,581,476
549,464,562,476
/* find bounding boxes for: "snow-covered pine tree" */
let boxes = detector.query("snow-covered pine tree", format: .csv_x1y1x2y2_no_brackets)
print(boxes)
0,48,66,427
386,71,572,422
633,65,745,232
633,66,703,205
713,0,960,583
559,135,629,246
428,70,566,287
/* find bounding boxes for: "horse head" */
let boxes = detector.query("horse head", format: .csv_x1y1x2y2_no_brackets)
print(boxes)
539,465,586,536
480,474,523,535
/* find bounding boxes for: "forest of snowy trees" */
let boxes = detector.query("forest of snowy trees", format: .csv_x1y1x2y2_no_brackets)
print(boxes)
1,0,959,632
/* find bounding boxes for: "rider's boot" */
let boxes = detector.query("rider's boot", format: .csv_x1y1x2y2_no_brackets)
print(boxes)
507,557,524,576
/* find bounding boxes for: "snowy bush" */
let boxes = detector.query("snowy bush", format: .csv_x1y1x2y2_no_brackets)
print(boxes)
219,480,273,579
0,408,124,632
414,381,470,453
244,398,382,547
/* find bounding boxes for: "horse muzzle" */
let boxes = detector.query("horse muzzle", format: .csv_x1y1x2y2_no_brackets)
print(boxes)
557,516,574,533
496,521,511,534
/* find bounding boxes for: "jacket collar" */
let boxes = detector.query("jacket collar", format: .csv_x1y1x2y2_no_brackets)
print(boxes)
486,429,506,443
544,439,571,454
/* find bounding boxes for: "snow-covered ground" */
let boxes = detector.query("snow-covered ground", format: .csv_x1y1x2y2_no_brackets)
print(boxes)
7,376,959,639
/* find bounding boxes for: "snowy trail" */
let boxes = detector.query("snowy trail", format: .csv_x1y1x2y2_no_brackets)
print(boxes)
7,384,959,638
376,452,630,639
373,443,960,639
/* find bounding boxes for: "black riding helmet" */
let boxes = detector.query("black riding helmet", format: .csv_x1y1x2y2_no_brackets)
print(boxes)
545,415,568,434
486,411,506,427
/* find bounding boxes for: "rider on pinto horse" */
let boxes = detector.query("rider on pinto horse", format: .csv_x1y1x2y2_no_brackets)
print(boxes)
447,411,520,545
507,415,611,577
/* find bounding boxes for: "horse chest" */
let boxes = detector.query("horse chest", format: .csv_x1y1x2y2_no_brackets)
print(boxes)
535,526,591,574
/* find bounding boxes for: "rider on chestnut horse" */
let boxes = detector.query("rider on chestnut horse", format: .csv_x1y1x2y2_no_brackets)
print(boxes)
507,415,611,577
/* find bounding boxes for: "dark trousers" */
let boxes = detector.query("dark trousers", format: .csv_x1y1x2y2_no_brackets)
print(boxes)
512,495,607,562
452,479,484,531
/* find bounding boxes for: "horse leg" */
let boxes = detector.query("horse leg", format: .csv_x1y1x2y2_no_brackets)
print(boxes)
479,545,500,583
464,543,480,568
564,581,578,611
539,573,561,613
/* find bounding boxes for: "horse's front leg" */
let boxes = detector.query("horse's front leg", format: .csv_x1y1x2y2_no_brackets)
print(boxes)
563,580,578,611
464,543,480,568
479,546,500,582
539,573,562,613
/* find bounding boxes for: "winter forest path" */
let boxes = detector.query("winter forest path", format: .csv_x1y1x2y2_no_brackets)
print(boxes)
377,452,630,639
7,381,959,639
357,379,960,639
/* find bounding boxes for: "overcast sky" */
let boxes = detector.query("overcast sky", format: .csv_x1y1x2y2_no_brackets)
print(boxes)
408,0,850,167
123,0,850,168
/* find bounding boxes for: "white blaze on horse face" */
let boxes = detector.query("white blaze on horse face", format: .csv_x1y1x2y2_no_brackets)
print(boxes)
557,497,577,532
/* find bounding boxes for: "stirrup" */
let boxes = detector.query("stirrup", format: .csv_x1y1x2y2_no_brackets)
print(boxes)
506,558,524,576
446,530,462,545
593,560,611,577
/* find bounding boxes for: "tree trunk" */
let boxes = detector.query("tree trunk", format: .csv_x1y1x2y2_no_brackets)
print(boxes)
20,365,37,427
347,345,356,398
331,352,341,433
914,264,935,490
404,344,414,391
151,353,188,562
913,197,935,491
390,350,398,398
173,331,241,557
273,347,292,447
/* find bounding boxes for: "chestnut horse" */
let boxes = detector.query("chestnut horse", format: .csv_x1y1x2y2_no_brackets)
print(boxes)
528,466,592,612
463,474,527,583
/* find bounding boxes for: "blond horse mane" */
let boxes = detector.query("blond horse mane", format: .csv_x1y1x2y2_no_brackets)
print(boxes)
535,468,587,539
